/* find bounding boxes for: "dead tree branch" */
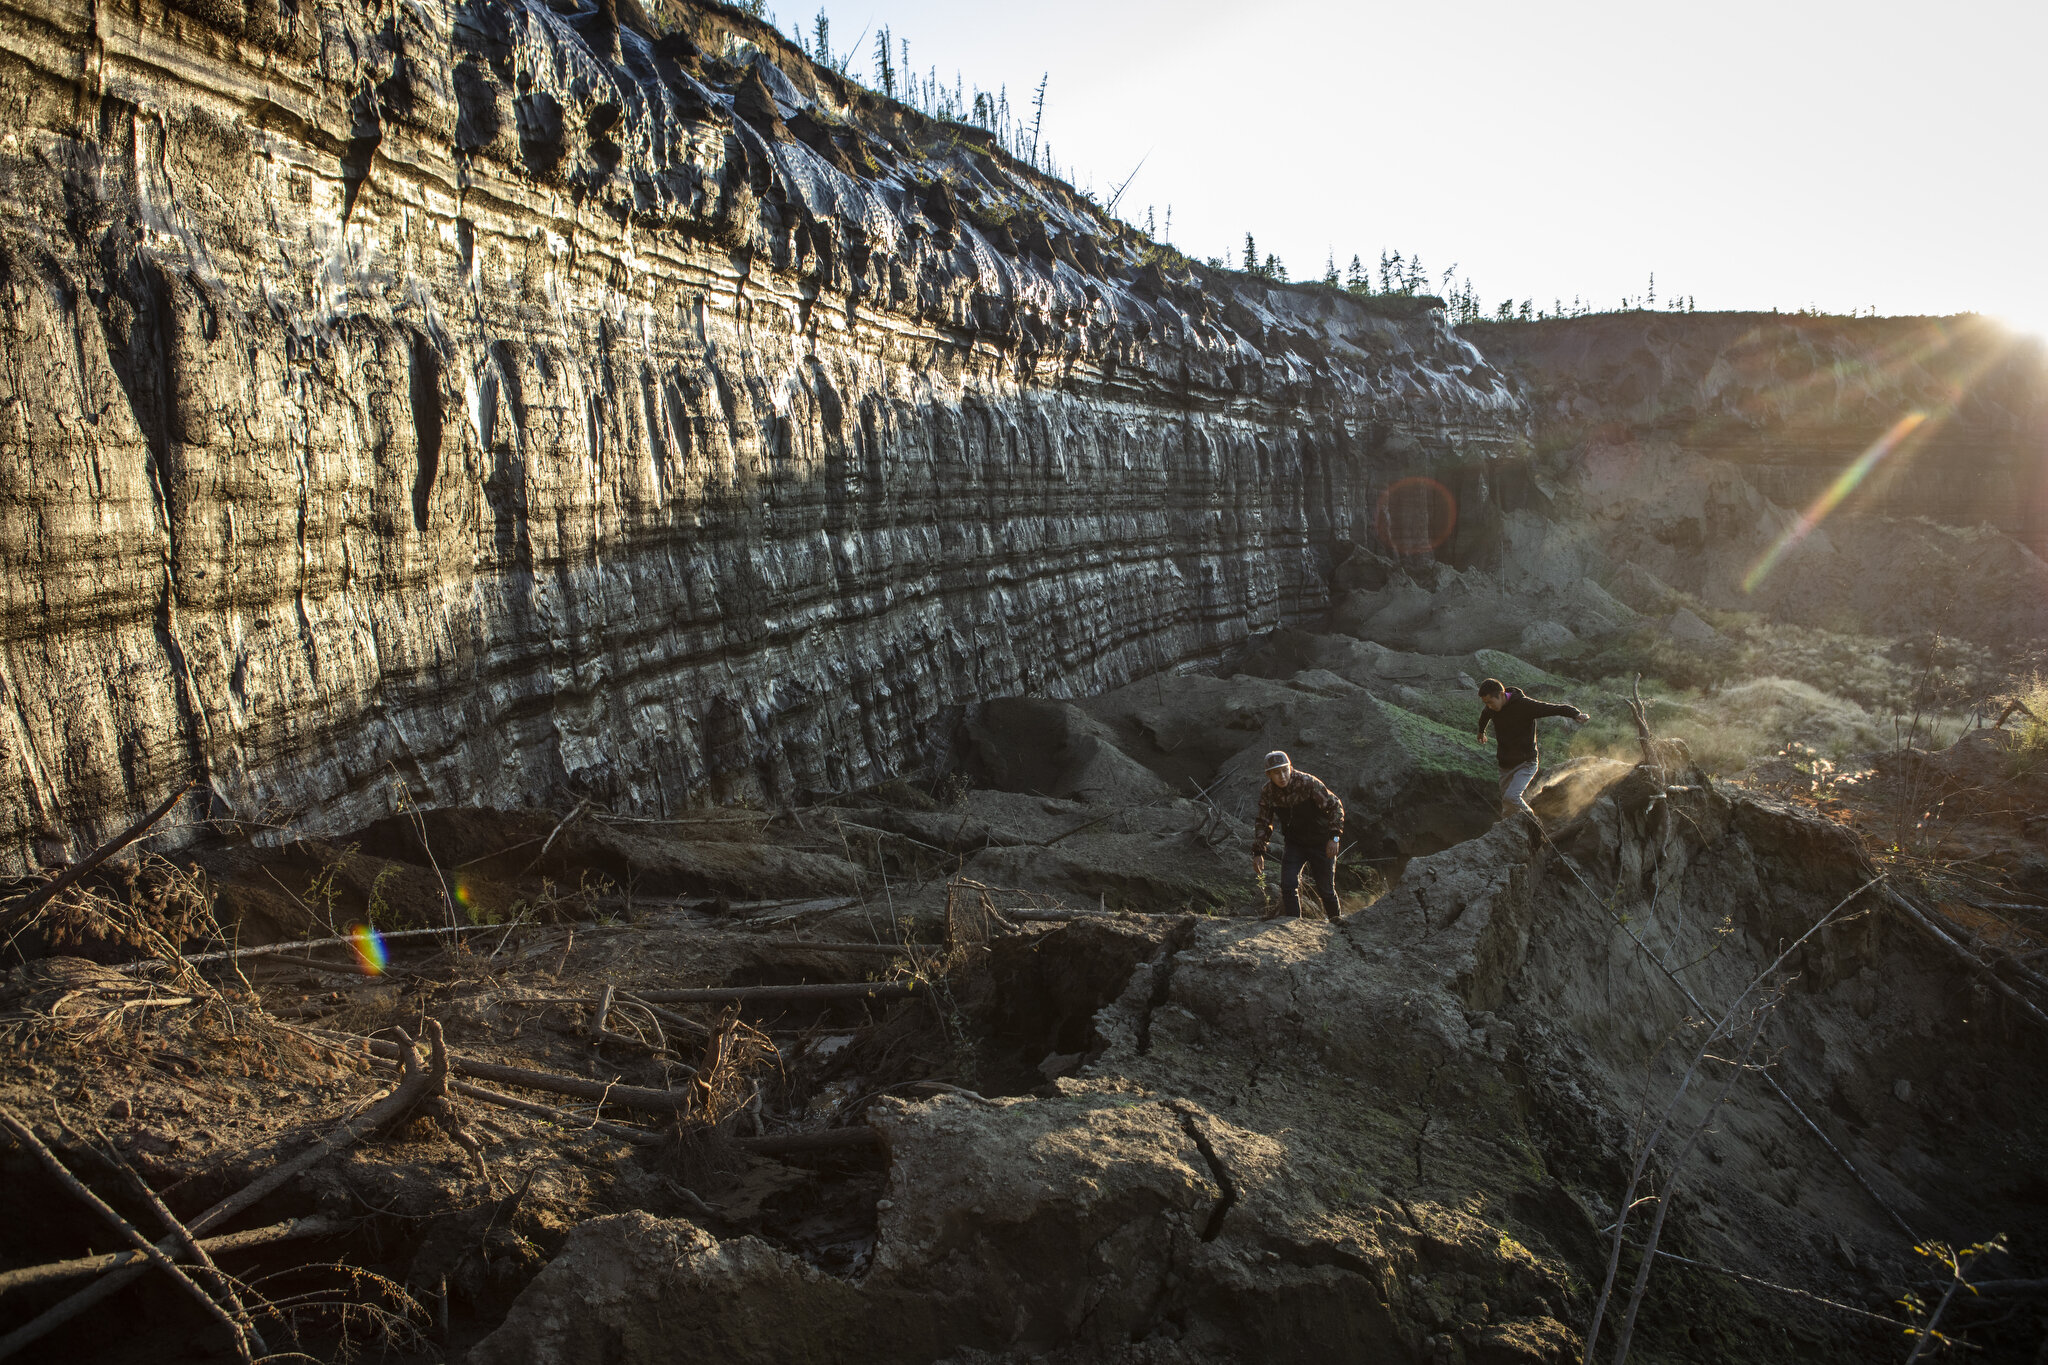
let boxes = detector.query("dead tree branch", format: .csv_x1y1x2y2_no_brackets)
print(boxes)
0,1215,347,1297
1581,875,1882,1363
1890,890,2048,1034
93,1134,269,1357
0,781,195,937
390,1020,492,1186
519,798,592,877
1607,1000,1777,1365
634,981,916,1006
0,1105,256,1363
330,1031,699,1109
0,1044,439,1361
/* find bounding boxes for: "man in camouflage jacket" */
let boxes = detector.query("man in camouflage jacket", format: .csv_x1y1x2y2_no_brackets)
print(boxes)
1251,750,1344,920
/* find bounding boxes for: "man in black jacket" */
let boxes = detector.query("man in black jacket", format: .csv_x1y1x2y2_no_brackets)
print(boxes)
1476,678,1588,822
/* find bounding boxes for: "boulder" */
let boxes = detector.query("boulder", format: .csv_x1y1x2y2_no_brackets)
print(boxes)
1081,671,1498,859
1663,606,1725,645
1604,562,1688,616
961,698,1175,806
1518,621,1581,659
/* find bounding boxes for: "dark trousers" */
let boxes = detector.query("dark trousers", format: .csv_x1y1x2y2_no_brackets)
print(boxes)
1280,843,1340,919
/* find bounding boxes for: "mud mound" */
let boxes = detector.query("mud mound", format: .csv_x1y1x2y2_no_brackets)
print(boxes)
1075,670,1497,861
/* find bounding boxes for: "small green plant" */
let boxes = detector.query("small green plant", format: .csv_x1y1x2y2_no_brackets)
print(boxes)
364,864,402,927
1779,740,1870,800
1897,1234,2006,1362
2003,674,2047,774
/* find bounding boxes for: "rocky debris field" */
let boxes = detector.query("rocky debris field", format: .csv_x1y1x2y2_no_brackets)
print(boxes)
4,647,2047,1362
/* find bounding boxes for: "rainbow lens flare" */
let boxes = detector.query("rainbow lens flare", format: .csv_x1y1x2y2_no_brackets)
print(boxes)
1742,411,1928,594
348,922,389,976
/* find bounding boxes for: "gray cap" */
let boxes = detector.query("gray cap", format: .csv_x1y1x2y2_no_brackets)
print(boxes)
1263,750,1290,771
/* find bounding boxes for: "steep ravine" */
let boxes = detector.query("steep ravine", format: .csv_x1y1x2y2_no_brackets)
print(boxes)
0,0,1524,870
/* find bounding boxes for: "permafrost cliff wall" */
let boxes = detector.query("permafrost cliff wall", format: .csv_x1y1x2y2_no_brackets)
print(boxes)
0,0,1526,867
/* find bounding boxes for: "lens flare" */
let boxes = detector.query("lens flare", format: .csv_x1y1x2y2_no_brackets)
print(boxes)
453,875,474,911
1374,477,1457,555
348,922,389,976
1743,412,1928,594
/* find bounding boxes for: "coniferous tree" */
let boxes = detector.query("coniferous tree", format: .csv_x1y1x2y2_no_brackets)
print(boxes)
1346,254,1368,293
873,28,896,97
1263,253,1287,282
1027,74,1048,167
810,10,832,68
1323,251,1339,287
1243,233,1258,274
1380,251,1398,294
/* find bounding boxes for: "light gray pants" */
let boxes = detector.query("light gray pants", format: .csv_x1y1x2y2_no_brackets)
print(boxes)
1498,761,1539,820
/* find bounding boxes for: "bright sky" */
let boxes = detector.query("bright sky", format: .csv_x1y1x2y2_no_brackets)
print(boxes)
765,0,2047,338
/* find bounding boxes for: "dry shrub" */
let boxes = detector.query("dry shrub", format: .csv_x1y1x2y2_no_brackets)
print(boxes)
2006,674,2048,774
663,1008,782,1189
33,851,218,957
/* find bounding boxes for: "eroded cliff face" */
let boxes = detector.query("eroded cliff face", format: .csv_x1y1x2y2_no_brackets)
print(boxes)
1465,313,2048,555
0,0,1524,868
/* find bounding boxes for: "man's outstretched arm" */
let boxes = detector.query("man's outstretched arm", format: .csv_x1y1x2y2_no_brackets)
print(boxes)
1251,787,1276,860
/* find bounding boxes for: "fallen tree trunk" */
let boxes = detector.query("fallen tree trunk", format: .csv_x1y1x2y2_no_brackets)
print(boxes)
0,1215,349,1297
633,981,916,1006
355,1050,669,1145
0,1106,260,1362
344,1034,696,1110
119,921,501,974
356,1049,882,1159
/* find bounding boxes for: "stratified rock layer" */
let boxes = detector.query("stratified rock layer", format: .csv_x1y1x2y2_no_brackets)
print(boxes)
0,0,1524,867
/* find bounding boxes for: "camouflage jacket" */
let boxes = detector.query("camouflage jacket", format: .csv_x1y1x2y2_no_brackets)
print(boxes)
1252,771,1345,856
